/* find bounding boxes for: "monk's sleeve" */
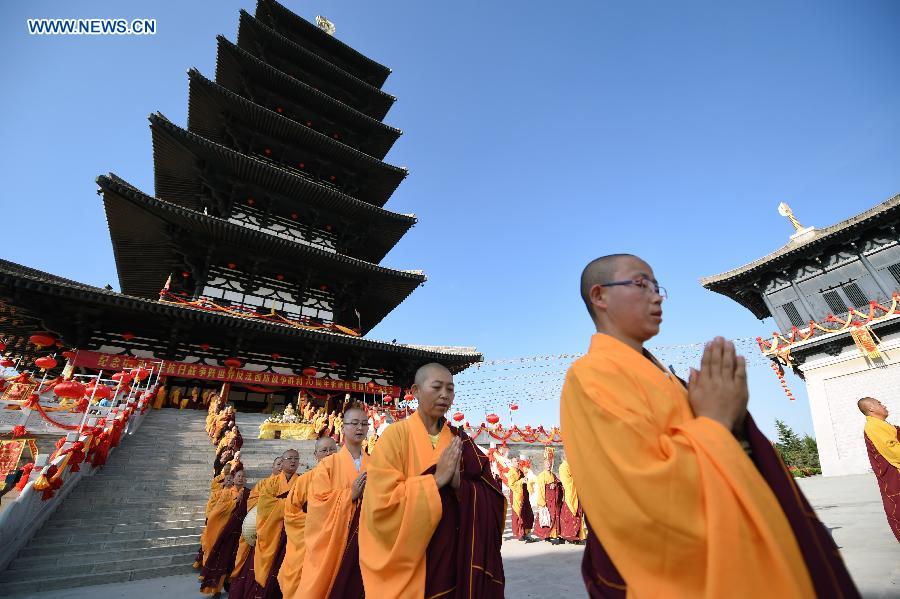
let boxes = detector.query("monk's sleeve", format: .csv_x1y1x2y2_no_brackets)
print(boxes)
304,462,354,553
255,477,278,523
283,472,310,548
560,361,812,597
359,426,443,591
866,421,900,469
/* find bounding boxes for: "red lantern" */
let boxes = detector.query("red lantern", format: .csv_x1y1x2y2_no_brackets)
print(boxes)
53,380,86,399
329,360,338,368
302,367,317,377
223,358,242,369
510,403,519,411
452,412,465,422
29,334,55,348
319,284,328,292
404,393,414,401
290,212,299,220
383,395,393,403
199,343,210,351
0,341,6,352
62,351,76,361
276,274,285,281
85,384,113,400
367,382,376,390
121,332,135,341
271,353,281,360
133,368,150,381
486,413,500,425
227,263,237,269
0,359,15,368
35,356,58,370
111,372,134,384
181,271,190,278
247,197,256,205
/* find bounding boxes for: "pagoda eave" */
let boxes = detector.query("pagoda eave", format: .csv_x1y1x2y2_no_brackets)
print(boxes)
214,36,400,160
254,0,391,88
186,70,406,205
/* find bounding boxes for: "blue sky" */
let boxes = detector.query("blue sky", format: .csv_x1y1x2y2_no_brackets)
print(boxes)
2,1,898,438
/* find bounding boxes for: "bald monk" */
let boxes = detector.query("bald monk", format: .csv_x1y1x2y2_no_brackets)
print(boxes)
859,396,900,542
231,457,282,585
295,405,369,598
557,459,585,543
360,363,506,598
229,451,297,599
533,450,562,544
507,466,535,542
278,437,338,597
201,467,250,596
560,254,858,597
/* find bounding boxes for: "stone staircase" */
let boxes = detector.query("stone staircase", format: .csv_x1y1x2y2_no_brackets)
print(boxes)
0,409,314,596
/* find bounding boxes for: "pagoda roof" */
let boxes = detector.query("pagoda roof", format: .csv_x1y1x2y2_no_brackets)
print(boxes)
187,69,406,206
150,113,414,262
700,192,900,319
237,11,394,121
0,258,481,375
254,0,391,89
99,174,425,334
215,36,400,160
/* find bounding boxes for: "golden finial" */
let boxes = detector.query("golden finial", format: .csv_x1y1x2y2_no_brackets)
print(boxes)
777,202,804,231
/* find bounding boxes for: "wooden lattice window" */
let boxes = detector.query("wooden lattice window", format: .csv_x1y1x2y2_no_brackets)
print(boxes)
782,302,806,328
887,263,900,286
841,282,869,309
822,290,847,315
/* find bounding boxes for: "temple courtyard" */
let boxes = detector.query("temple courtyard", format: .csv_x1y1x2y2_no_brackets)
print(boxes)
17,472,899,599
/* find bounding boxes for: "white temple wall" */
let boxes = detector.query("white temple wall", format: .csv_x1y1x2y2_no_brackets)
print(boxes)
800,336,900,476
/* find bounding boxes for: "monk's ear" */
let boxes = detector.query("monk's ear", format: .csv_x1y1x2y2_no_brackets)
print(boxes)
589,283,608,313
409,382,419,399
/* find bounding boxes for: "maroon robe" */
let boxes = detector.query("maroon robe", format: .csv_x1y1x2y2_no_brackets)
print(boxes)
559,499,584,542
422,425,506,598
511,485,535,539
327,501,365,599
200,488,248,592
581,415,860,598
864,430,900,542
533,476,562,540
228,545,258,599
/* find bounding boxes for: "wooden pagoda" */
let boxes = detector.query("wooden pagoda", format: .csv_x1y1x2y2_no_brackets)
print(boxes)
0,0,481,410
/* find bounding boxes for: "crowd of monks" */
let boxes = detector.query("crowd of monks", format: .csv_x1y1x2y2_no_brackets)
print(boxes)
194,363,506,598
182,253,900,598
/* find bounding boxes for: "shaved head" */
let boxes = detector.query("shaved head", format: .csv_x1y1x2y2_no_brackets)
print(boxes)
858,397,876,414
858,396,889,420
414,362,452,386
580,254,637,319
315,436,337,453
281,449,300,477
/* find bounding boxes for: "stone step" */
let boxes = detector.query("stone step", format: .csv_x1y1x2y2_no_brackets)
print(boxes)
0,562,197,596
51,505,207,523
32,524,205,546
23,532,201,558
0,551,196,582
40,515,207,534
9,543,198,570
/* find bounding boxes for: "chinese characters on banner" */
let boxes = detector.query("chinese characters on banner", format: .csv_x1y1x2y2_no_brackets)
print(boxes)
71,350,401,396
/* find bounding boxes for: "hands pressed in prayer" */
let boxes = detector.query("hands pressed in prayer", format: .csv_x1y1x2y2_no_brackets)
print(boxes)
688,337,749,433
435,437,462,488
351,471,368,501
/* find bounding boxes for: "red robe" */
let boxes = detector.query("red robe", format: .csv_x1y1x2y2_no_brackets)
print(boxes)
864,431,900,542
510,485,534,540
533,475,562,540
559,501,584,542
200,487,249,594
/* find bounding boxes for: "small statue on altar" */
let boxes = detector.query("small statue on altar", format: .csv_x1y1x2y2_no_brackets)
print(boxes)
333,412,343,443
282,402,298,423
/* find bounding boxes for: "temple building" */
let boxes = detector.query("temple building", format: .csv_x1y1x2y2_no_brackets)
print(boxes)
0,0,481,412
701,196,900,476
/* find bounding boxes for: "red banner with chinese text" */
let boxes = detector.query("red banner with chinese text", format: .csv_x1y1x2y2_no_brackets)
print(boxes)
0,439,26,485
71,350,400,396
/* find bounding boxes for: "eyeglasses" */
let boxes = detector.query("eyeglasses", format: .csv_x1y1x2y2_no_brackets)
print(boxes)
599,277,667,299
343,420,369,428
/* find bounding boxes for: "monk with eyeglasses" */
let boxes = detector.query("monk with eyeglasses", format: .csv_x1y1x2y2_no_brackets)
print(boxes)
560,253,859,598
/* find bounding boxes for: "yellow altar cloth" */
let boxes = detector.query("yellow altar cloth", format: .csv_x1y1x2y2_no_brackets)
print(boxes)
258,422,318,440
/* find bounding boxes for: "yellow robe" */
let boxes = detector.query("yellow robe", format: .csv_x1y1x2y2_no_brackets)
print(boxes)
253,471,294,587
295,446,367,599
278,468,315,598
359,411,451,598
559,333,814,598
507,469,526,518
865,416,900,469
558,460,586,540
199,487,235,567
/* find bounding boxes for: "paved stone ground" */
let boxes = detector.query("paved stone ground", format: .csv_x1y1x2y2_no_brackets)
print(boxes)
16,473,900,598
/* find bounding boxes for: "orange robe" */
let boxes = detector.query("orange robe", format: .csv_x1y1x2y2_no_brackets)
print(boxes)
359,412,505,598
253,471,294,588
295,446,368,598
560,334,837,597
278,468,315,597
